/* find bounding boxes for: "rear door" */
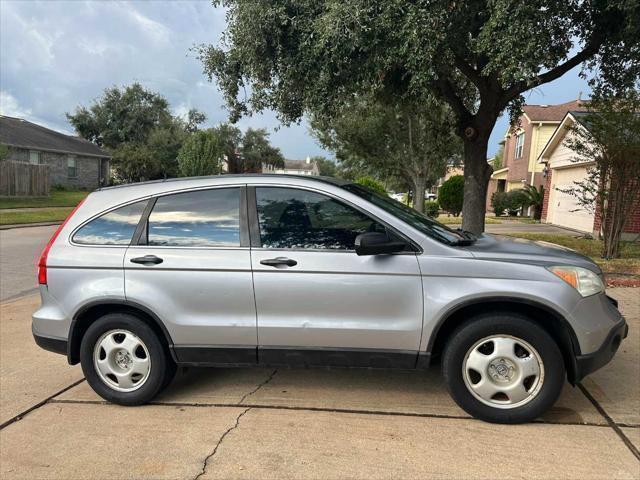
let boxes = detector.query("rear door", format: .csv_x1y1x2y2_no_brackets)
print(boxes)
249,185,423,368
124,186,257,365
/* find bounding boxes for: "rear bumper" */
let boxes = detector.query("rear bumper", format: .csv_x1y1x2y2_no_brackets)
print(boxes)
33,331,68,356
574,317,628,382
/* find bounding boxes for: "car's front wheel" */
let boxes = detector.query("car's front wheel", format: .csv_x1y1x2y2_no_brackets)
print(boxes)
442,313,565,424
80,313,174,405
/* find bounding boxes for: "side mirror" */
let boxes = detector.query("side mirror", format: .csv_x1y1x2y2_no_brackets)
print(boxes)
355,232,407,256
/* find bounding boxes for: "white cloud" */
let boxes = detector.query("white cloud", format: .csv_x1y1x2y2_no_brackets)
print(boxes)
125,4,171,44
0,0,331,159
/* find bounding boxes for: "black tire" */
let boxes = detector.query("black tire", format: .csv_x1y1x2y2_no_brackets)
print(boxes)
80,313,173,406
442,313,565,424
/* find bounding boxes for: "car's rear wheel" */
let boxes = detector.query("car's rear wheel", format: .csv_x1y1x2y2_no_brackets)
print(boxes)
80,313,174,405
442,313,565,424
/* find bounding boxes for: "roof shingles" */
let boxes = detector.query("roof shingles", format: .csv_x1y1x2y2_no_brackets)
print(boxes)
522,100,588,122
0,116,110,157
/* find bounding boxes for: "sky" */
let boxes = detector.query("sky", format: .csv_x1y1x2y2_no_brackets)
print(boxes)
0,0,591,160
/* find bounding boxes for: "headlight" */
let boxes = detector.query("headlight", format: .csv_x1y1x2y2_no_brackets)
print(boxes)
547,266,604,297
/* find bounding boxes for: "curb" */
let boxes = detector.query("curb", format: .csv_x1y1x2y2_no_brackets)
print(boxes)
0,221,62,230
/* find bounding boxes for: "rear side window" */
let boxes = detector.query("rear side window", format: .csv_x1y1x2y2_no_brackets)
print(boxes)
146,188,240,247
73,201,147,245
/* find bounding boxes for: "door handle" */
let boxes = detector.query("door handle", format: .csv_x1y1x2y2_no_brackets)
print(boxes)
260,257,297,267
130,255,163,266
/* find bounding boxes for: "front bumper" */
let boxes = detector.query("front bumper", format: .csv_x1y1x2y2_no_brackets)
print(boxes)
574,316,628,382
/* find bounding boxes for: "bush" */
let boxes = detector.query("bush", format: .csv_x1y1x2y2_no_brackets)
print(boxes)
491,191,507,216
504,189,529,216
355,177,387,195
424,200,440,218
438,175,464,216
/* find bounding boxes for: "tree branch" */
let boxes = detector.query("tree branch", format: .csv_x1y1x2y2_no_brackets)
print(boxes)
430,77,472,127
502,41,602,104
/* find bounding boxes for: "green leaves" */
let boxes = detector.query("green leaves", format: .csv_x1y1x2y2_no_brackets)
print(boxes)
67,83,206,182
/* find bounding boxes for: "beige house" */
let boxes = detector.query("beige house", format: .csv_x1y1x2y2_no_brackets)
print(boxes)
538,112,596,232
486,100,587,211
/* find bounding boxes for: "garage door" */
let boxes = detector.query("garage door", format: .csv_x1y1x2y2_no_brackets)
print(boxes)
548,166,595,232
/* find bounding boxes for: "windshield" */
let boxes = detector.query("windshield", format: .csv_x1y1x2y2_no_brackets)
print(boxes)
342,184,474,246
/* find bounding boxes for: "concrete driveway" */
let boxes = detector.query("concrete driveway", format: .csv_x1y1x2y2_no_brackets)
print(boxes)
1,290,638,479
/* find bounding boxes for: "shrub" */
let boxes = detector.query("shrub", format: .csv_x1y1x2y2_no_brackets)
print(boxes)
355,177,387,195
491,191,507,216
505,189,529,216
438,175,464,216
424,200,439,218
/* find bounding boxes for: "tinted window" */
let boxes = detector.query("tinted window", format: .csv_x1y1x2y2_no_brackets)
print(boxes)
73,201,146,245
147,188,240,247
256,187,385,250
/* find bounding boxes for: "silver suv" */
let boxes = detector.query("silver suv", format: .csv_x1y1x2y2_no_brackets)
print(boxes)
32,175,627,423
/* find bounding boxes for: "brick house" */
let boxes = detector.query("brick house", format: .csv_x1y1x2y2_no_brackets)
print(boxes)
486,100,587,212
538,111,640,239
0,116,110,189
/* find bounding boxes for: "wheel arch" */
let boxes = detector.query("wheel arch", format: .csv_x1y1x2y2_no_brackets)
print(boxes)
426,297,581,384
68,300,176,365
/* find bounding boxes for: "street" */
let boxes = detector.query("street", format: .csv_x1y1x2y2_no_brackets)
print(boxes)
0,225,55,301
0,288,638,478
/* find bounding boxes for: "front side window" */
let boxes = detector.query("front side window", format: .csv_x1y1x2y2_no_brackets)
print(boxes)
514,133,525,159
146,188,240,247
343,184,473,246
67,155,77,178
256,187,385,250
73,201,147,245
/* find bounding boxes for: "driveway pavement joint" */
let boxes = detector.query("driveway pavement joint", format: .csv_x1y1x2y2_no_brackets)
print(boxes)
48,397,621,429
0,378,85,431
578,383,640,461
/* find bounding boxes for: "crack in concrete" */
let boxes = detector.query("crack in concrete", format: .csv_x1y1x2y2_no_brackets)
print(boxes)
193,407,251,480
237,369,277,405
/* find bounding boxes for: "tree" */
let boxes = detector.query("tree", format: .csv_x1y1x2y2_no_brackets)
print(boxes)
560,89,640,258
438,175,464,216
239,128,284,172
110,143,157,184
67,83,206,181
492,144,505,171
177,129,225,177
312,156,338,177
355,177,387,196
0,144,9,161
198,1,639,233
311,96,460,212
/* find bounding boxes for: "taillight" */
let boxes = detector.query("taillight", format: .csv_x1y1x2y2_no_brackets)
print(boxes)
37,198,86,285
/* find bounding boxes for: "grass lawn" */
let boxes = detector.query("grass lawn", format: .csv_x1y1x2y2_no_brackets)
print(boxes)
505,233,640,276
0,207,74,226
0,190,88,209
436,215,502,225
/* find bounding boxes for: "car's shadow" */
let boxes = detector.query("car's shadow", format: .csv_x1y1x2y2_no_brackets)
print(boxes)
157,365,596,425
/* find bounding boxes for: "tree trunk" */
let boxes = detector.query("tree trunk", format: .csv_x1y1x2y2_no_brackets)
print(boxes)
461,136,493,234
413,176,426,213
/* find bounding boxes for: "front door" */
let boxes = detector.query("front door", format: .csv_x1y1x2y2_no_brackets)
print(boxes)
249,186,423,368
